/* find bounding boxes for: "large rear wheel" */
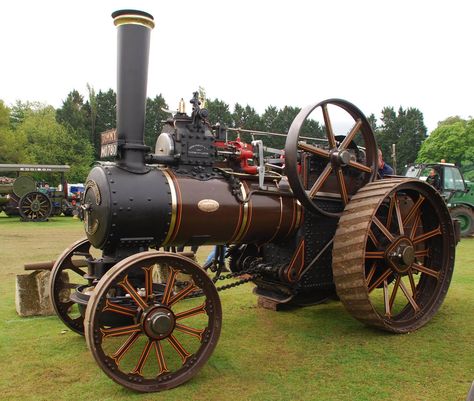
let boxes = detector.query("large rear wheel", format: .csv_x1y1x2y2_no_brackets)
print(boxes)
333,179,455,333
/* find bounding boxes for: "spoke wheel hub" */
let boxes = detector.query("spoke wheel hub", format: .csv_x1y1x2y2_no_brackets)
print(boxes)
142,306,175,339
30,200,41,212
330,149,351,167
385,237,415,274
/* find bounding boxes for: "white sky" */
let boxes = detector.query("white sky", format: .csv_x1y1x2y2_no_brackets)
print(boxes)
1,0,473,133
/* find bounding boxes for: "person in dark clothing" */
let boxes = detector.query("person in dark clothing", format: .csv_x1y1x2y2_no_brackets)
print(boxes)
426,168,442,191
378,149,394,177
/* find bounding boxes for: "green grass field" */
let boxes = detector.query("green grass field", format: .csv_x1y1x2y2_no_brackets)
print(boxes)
0,214,473,401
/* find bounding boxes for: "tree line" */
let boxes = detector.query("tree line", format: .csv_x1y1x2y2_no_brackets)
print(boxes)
0,89,472,183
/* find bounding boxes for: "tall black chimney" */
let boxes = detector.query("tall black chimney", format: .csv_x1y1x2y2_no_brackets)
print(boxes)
112,10,155,173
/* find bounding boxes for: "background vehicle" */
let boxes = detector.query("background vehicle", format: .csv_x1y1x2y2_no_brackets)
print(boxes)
405,162,474,236
0,164,73,221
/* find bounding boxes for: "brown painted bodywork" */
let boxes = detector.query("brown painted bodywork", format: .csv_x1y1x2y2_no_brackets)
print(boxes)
162,170,302,247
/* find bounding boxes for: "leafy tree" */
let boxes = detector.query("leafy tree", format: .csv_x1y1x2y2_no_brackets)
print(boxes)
417,117,474,180
367,113,378,133
376,106,427,172
144,94,168,148
87,83,98,145
17,105,94,182
0,100,32,164
0,100,9,128
93,89,117,158
56,90,89,140
206,98,233,127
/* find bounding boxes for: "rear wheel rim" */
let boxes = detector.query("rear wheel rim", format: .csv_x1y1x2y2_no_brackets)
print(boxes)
333,179,455,333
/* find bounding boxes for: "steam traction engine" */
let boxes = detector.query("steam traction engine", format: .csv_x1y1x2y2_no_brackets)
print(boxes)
49,10,456,392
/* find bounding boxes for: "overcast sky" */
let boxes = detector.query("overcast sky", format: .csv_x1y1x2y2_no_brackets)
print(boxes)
1,0,473,133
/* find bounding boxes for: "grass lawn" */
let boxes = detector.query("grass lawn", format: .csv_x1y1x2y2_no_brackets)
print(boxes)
0,213,473,401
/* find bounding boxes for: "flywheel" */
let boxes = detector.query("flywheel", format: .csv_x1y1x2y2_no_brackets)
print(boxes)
332,178,455,333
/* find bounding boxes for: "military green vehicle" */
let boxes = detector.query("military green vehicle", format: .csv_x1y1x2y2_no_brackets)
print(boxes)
405,162,474,236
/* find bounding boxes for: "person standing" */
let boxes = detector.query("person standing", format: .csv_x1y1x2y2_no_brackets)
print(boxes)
378,149,394,177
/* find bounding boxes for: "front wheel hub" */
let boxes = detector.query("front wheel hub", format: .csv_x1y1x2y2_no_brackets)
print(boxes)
142,306,175,339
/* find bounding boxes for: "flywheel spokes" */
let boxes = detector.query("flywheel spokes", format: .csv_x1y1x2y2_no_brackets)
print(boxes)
285,99,377,217
84,252,221,392
333,179,455,333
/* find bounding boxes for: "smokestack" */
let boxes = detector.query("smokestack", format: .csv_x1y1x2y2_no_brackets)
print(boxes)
112,10,155,173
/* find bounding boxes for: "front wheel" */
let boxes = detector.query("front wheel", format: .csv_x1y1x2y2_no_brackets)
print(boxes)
84,251,222,392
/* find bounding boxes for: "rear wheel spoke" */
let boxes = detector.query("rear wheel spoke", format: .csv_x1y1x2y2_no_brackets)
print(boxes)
399,280,420,312
412,262,440,279
373,217,395,242
413,226,442,244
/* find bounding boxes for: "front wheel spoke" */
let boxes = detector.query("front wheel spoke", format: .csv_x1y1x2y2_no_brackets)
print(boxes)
298,142,330,159
102,299,137,318
373,216,395,242
368,269,392,293
130,339,154,375
65,261,87,277
167,334,191,364
335,168,349,205
119,275,148,310
100,323,141,338
175,302,207,320
399,279,420,312
347,159,372,173
413,226,442,244
153,341,169,375
111,331,141,364
143,265,154,299
412,262,440,279
308,164,333,199
403,195,425,226
339,119,362,150
322,104,337,149
161,268,178,305
175,323,205,341
61,282,81,289
169,282,198,306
